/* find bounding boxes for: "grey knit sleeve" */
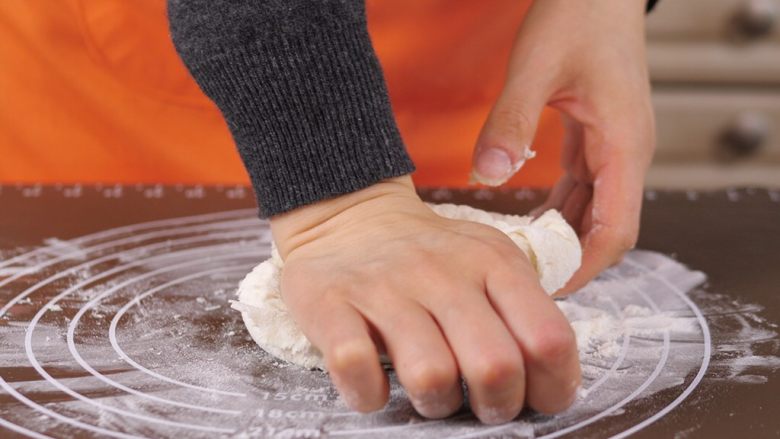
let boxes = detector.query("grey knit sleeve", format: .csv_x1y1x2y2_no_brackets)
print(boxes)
167,0,415,218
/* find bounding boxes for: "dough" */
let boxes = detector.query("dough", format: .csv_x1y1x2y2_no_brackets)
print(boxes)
231,204,582,369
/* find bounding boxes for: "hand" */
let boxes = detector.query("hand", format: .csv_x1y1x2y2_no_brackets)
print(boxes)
470,0,656,294
270,175,580,423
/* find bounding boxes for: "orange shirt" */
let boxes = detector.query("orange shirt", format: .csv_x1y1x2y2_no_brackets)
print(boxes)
0,0,562,187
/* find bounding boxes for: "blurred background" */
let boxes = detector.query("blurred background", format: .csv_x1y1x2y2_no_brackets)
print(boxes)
0,0,778,189
645,0,780,188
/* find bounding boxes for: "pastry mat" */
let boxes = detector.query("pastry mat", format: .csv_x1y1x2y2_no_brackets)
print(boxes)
0,184,778,438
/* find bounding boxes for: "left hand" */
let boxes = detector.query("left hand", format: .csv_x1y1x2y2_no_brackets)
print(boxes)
470,0,656,294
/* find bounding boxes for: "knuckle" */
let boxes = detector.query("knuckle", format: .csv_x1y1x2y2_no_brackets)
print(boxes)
467,241,499,264
471,353,523,391
312,286,353,309
461,234,507,262
404,248,438,271
321,285,346,299
497,241,532,267
525,321,578,369
359,259,386,279
491,102,533,138
406,260,446,287
405,363,458,398
327,340,376,375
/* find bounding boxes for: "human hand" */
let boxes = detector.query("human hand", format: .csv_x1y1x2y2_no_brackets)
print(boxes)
270,175,580,423
470,0,655,294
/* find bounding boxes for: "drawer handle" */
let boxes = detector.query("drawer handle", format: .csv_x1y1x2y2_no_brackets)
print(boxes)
719,112,770,158
733,0,777,39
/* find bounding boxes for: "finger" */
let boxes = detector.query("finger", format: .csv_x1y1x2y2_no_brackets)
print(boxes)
561,155,645,294
423,283,526,424
470,72,554,187
485,259,581,414
560,51,654,286
297,299,389,412
355,296,463,419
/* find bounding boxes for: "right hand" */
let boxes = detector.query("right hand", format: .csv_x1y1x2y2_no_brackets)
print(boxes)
469,0,655,296
270,175,580,424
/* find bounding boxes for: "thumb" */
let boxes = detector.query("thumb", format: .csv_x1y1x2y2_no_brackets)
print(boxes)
470,80,550,186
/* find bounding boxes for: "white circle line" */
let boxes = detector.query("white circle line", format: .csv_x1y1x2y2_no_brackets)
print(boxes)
580,290,630,395
0,208,255,271
1,211,711,438
0,218,265,313
108,267,253,397
68,266,251,415
1,228,263,436
0,210,257,437
0,227,267,411
0,233,266,430
1,228,266,321
609,256,712,439
535,268,673,439
24,248,263,433
0,416,53,439
0,377,142,439
0,215,260,291
61,248,266,398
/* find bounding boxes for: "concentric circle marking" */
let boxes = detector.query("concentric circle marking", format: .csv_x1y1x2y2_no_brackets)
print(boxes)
25,251,264,433
2,210,265,437
68,267,250,414
108,268,250,397
0,218,264,314
0,209,711,438
580,293,631,396
611,257,711,439
0,209,254,272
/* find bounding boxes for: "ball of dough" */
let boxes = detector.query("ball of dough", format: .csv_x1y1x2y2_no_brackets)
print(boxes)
232,204,581,369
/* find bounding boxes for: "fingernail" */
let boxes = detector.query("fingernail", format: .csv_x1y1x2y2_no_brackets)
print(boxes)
472,148,513,186
475,405,516,425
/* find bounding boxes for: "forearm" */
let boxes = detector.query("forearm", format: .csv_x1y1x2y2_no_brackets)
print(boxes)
167,0,414,218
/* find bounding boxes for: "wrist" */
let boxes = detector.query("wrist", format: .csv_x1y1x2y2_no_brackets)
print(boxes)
270,175,417,258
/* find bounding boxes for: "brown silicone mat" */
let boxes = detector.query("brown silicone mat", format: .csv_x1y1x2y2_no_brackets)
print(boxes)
0,184,777,438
